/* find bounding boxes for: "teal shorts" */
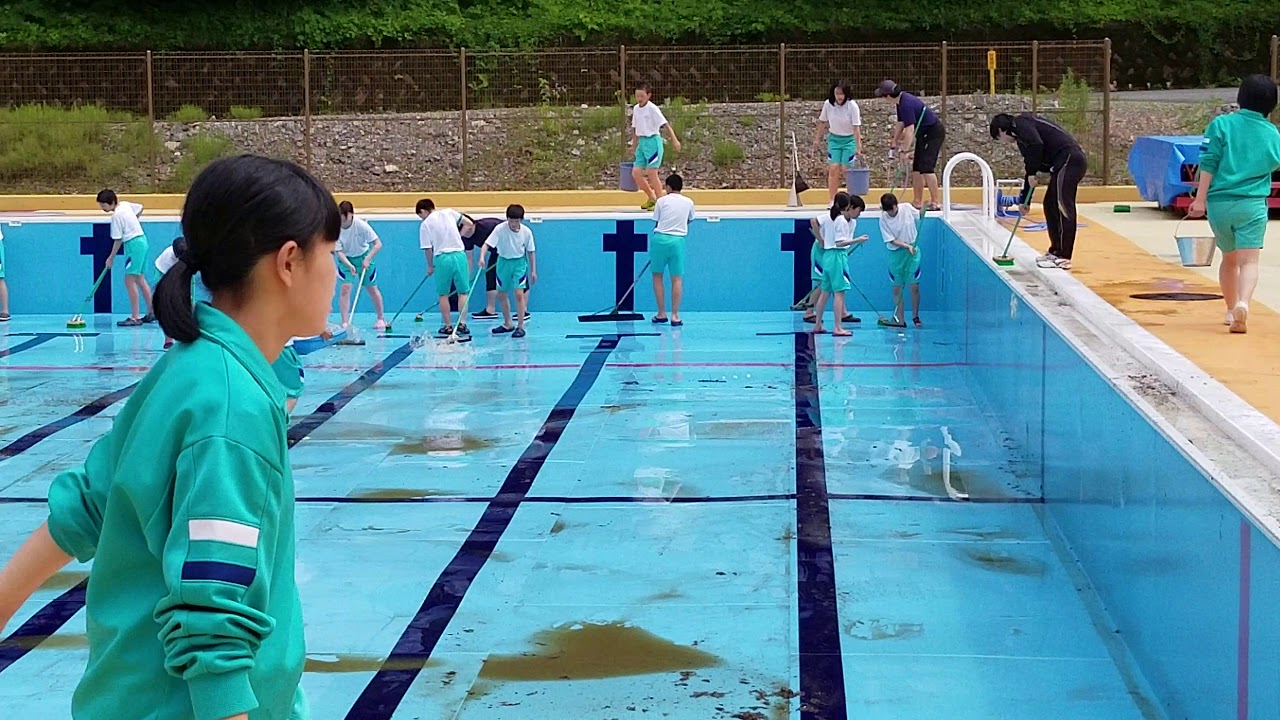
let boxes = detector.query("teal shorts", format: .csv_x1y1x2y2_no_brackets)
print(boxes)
0,240,6,280
819,247,850,293
272,346,305,401
888,245,923,287
810,241,823,282
1207,198,1268,253
433,251,472,296
649,231,686,276
123,236,148,277
635,135,664,170
339,252,378,287
496,256,530,291
827,133,858,167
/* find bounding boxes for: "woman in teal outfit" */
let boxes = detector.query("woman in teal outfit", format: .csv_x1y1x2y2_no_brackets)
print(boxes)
0,154,340,720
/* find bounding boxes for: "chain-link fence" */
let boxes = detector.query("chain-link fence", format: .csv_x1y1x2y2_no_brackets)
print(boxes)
1,39,1253,195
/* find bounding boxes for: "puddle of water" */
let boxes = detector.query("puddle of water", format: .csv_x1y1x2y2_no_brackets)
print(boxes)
391,433,497,455
963,549,1047,576
844,619,924,641
478,622,722,681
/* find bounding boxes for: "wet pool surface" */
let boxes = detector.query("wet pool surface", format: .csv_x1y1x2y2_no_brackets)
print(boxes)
0,312,1157,719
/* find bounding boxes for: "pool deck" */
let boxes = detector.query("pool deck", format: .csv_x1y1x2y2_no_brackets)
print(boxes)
1031,203,1280,426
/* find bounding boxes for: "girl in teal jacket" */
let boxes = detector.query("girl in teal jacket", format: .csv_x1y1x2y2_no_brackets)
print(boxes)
0,154,340,720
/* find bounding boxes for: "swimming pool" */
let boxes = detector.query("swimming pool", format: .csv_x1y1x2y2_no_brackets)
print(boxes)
0,209,1277,719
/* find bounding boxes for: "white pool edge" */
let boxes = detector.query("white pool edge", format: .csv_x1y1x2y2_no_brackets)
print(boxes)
949,212,1280,545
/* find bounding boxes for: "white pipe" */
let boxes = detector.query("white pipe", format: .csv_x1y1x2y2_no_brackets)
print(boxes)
942,152,997,221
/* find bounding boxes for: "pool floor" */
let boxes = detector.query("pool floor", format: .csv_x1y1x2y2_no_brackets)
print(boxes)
0,312,1158,719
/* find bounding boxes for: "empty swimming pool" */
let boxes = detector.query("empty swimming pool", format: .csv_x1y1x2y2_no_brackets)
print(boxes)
0,209,1277,719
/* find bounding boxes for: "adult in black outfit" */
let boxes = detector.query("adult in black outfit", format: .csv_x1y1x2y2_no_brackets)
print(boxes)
989,113,1087,270
461,214,530,321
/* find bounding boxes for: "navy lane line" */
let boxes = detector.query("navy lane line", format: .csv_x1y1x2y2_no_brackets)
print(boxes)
0,334,58,359
0,384,139,461
343,336,619,720
793,332,848,720
0,345,413,676
565,332,661,339
827,492,1042,504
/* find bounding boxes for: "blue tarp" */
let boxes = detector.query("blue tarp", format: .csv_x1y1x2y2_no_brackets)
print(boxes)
1128,135,1203,207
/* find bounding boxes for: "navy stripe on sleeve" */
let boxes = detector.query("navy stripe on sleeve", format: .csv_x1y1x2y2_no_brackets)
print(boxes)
182,561,256,587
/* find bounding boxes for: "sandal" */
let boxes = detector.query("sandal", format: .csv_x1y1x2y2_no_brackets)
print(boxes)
833,329,852,337
652,316,669,324
117,317,143,327
436,325,453,337
913,317,923,328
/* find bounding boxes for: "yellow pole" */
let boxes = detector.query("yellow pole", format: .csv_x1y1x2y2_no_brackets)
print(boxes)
987,49,997,95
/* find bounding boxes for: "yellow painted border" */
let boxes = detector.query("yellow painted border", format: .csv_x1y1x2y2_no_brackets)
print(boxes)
0,186,1145,213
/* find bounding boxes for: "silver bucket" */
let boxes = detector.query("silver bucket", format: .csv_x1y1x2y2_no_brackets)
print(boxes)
1176,236,1216,267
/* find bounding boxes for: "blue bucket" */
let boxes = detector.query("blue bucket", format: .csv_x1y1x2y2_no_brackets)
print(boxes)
845,166,870,196
619,162,638,192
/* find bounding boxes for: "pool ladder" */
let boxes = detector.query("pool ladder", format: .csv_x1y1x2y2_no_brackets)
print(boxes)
941,152,998,221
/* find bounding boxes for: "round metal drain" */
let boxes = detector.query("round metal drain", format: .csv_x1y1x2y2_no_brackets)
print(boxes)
1129,292,1223,301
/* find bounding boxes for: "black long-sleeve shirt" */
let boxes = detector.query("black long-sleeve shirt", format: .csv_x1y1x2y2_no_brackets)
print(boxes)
1013,113,1083,181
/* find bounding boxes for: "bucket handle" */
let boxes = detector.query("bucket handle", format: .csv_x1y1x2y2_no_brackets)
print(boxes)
1173,216,1211,240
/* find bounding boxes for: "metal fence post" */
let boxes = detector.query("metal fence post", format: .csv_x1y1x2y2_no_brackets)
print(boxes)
1272,35,1278,82
460,48,469,191
778,43,787,188
302,49,312,171
1102,38,1112,184
1031,41,1039,111
619,45,628,161
940,42,948,165
146,51,156,191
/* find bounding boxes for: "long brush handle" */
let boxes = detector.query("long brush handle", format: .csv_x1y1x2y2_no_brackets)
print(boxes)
1000,187,1036,257
74,264,113,316
346,266,367,326
389,275,428,326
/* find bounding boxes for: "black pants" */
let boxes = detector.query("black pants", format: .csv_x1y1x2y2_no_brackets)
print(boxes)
913,122,946,174
1044,150,1087,260
484,254,498,292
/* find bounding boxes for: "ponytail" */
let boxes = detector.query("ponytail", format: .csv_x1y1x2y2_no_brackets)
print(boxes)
829,191,851,220
154,258,199,343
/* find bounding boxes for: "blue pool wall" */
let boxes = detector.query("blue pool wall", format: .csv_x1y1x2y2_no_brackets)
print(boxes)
937,221,1280,719
2,213,951,315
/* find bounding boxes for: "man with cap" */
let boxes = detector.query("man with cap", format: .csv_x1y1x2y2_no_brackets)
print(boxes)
875,80,946,211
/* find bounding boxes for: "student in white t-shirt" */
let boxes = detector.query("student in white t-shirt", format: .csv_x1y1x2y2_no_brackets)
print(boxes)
96,189,154,327
336,201,388,330
629,82,683,211
416,198,476,339
649,173,696,327
812,80,863,203
478,204,537,338
879,193,923,328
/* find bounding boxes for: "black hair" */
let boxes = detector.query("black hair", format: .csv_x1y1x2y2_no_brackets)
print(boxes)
506,204,525,219
415,198,435,214
96,189,117,205
989,113,1017,140
829,192,851,220
665,173,683,192
1238,74,1278,116
171,236,188,259
849,195,866,212
827,80,853,106
880,193,899,211
155,154,340,344
636,82,654,95
338,200,354,215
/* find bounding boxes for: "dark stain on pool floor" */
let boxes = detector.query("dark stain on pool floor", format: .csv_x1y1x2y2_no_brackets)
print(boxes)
478,622,722,681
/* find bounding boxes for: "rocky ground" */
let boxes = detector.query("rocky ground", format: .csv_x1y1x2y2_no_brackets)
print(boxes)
118,93,1243,193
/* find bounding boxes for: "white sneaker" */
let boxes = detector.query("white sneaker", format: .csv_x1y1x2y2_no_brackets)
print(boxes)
1230,303,1249,334
1035,252,1057,263
1224,311,1234,326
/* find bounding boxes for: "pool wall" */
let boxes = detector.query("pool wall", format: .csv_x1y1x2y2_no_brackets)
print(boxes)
1,213,951,316
939,220,1280,719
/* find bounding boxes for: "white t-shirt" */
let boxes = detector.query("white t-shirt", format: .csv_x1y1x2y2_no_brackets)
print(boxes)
484,223,536,259
419,209,465,255
631,102,668,137
823,215,853,250
653,193,696,236
338,217,378,257
881,204,920,249
110,202,145,242
819,100,861,137
155,246,178,274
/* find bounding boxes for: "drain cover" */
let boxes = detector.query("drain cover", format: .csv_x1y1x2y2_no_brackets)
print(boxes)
1129,292,1223,301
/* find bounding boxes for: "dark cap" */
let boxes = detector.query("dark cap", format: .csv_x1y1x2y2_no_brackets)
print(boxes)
874,80,898,98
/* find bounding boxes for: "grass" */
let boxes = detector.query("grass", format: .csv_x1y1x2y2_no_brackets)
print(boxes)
1178,99,1222,135
228,105,264,120
1054,70,1092,136
0,104,156,192
737,115,758,127
165,133,236,192
166,104,209,123
711,140,745,167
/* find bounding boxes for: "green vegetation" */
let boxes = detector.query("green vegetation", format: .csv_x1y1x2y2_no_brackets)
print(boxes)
165,134,236,192
166,105,209,123
229,105,264,120
1178,99,1222,134
1053,70,1092,137
711,140,745,167
0,104,155,192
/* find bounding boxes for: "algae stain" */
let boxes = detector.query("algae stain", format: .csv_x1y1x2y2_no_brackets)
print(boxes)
350,487,460,500
41,570,89,590
963,549,1047,576
642,588,685,603
304,654,435,673
949,527,1024,542
477,622,722,681
8,633,88,650
390,433,497,455
549,518,569,535
600,403,642,414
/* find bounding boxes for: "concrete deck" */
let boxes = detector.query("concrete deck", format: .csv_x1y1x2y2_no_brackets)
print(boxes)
1019,203,1280,425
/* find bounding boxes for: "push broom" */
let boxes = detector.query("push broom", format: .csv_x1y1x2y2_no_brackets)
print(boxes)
384,274,428,332
993,187,1035,267
67,265,112,329
578,261,650,323
334,266,368,346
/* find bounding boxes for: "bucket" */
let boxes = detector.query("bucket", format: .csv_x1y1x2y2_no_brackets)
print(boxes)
619,162,637,192
1174,219,1217,267
846,163,870,196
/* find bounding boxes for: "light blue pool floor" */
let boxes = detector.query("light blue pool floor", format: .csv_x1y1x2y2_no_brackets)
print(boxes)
0,312,1160,719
